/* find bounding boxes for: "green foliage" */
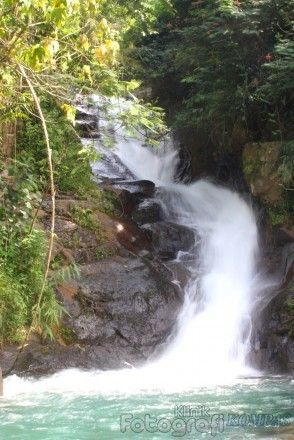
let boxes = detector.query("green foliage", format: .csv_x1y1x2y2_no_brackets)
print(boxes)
50,254,64,271
119,98,168,146
70,205,103,238
128,0,293,228
278,140,294,187
97,189,120,216
100,0,173,47
0,271,27,343
0,0,124,116
0,0,170,124
243,157,261,181
268,205,288,226
276,140,294,226
133,0,294,150
95,247,113,260
58,325,77,345
0,227,62,343
18,98,99,196
0,0,170,345
0,154,63,342
52,263,80,284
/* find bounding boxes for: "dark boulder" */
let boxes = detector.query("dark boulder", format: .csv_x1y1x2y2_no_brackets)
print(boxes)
95,154,134,182
111,179,155,197
143,221,195,260
115,218,152,255
132,200,164,225
105,180,156,217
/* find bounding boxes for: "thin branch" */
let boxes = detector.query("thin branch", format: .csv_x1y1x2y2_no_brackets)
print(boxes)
18,64,56,324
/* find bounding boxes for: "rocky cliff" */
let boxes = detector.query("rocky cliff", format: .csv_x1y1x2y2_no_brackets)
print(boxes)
242,141,293,373
0,177,188,376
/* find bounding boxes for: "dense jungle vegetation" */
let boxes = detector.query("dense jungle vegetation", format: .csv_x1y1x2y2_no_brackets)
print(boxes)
132,0,293,150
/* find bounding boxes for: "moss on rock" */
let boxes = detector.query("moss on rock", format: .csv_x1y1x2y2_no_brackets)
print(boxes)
243,141,293,227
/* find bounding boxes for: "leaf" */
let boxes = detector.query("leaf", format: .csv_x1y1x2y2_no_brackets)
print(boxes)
94,44,107,62
105,39,120,54
98,18,109,32
44,38,59,59
79,34,90,51
28,45,46,68
50,6,66,24
1,72,14,85
82,64,92,82
60,103,76,125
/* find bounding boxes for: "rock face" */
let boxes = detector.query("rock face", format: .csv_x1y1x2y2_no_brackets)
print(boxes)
0,173,190,376
249,229,294,373
110,179,155,197
242,140,293,373
71,257,181,349
175,145,193,183
243,141,283,204
1,255,181,376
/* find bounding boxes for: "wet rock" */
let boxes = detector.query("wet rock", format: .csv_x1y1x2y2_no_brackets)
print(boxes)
165,260,192,290
249,238,294,374
143,221,195,260
2,256,182,375
132,199,164,225
93,151,135,182
122,190,141,215
76,104,97,121
216,152,249,193
1,341,150,376
106,181,156,217
73,256,182,350
175,145,193,183
111,179,155,197
54,218,78,233
75,104,100,138
115,218,152,254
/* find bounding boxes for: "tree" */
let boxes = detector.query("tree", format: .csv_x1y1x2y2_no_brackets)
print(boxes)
133,0,294,149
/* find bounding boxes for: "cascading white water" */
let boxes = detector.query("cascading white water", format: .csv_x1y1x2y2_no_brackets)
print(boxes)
151,181,259,384
98,96,260,375
4,98,262,396
90,96,180,185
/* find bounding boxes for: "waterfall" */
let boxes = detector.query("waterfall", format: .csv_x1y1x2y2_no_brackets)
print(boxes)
151,181,259,384
4,98,263,396
95,104,261,387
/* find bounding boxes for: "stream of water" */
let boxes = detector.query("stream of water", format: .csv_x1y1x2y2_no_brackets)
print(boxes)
1,98,293,439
